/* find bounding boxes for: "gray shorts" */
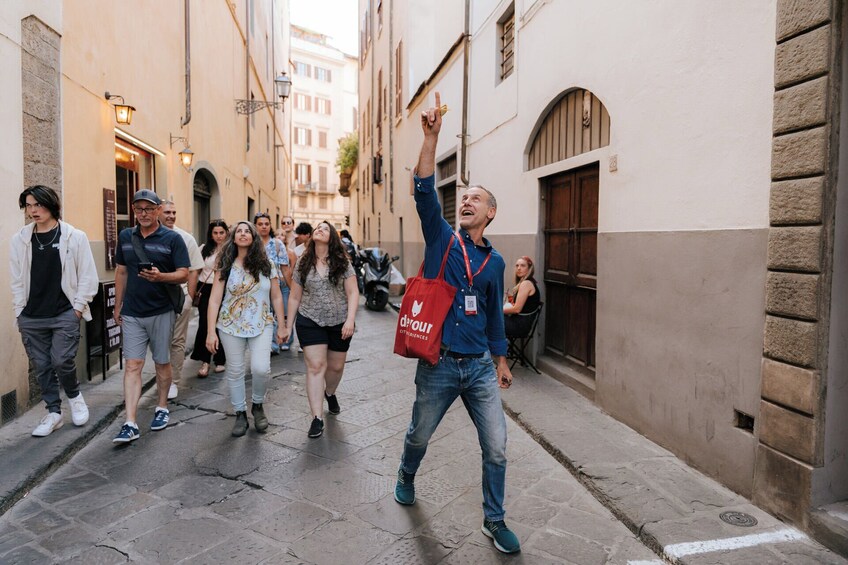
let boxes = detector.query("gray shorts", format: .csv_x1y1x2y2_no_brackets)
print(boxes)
123,312,176,364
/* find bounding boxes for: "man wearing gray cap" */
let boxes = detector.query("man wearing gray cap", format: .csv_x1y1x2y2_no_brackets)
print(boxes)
112,190,189,443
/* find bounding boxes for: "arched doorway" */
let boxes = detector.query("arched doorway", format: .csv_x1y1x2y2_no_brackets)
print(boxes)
528,88,610,372
192,167,220,243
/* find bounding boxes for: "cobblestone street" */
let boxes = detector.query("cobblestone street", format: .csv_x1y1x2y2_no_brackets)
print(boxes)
0,305,658,564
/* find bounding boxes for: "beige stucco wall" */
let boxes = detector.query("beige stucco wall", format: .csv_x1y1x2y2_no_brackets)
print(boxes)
61,0,290,243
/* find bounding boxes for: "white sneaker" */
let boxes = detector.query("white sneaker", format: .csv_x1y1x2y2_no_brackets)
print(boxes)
32,412,63,437
68,393,89,426
168,383,178,400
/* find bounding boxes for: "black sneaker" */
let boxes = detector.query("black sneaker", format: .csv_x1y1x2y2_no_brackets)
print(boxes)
308,416,324,438
251,403,269,433
232,411,249,437
325,393,340,415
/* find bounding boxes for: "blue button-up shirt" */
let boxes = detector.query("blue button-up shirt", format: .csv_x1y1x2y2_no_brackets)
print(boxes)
414,174,507,356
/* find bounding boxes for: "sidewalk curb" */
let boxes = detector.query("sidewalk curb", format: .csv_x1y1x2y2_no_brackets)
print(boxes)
0,370,157,517
502,402,666,559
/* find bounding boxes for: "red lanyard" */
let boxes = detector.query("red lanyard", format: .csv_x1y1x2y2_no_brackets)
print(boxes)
456,231,491,287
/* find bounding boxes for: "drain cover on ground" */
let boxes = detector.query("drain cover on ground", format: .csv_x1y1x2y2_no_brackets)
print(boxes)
720,511,758,527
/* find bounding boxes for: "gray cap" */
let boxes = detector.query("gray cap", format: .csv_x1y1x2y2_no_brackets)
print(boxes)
132,189,161,205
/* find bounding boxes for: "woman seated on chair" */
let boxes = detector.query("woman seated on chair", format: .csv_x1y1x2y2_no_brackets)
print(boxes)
503,256,540,337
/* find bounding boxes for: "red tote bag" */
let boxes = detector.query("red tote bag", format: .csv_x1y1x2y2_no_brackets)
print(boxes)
394,235,457,365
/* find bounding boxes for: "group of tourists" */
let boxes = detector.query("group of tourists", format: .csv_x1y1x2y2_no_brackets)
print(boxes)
9,92,528,554
11,187,358,442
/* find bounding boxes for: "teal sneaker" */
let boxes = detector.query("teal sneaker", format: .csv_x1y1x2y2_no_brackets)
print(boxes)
394,468,416,505
482,519,521,554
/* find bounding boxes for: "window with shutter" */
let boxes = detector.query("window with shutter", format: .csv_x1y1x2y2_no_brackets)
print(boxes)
498,4,515,81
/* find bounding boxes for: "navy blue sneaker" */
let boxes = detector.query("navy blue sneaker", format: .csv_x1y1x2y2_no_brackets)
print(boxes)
150,409,169,431
482,519,521,554
394,468,416,505
112,423,140,444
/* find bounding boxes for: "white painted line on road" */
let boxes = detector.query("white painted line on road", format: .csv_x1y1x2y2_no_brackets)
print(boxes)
664,528,807,558
627,560,664,565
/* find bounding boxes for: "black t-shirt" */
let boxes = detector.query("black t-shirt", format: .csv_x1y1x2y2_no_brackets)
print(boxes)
22,225,73,318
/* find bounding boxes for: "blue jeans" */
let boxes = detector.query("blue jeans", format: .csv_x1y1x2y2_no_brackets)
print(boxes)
400,352,508,521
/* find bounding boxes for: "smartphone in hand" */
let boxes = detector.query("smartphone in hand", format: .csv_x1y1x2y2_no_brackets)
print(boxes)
138,262,154,272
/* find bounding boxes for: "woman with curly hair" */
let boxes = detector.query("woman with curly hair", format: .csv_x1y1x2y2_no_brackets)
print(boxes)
191,219,229,376
206,221,285,437
282,221,358,438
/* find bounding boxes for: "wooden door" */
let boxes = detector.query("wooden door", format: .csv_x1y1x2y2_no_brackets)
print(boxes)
543,163,598,370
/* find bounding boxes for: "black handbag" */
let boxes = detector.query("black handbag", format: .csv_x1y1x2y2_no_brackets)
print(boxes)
131,229,185,314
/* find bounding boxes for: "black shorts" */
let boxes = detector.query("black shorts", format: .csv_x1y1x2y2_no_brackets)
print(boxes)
295,313,352,352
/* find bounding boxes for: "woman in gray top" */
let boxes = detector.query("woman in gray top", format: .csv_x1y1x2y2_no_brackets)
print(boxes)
282,221,358,438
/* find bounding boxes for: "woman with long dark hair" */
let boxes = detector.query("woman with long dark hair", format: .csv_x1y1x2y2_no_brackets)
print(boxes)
206,221,285,437
503,256,540,336
190,219,229,376
282,221,358,438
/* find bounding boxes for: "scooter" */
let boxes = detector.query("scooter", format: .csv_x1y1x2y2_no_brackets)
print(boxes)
359,247,399,311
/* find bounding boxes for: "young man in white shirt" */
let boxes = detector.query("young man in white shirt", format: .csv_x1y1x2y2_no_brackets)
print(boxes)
10,185,99,437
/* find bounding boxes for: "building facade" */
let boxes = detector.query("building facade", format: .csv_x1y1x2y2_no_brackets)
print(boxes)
289,24,356,229
356,0,847,546
1,0,292,422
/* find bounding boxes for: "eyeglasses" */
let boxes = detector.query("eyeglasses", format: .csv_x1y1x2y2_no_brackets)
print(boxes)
282,220,293,225
133,207,158,215
254,213,270,220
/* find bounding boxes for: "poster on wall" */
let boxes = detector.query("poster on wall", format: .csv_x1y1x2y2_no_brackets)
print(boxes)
103,188,117,270
102,281,121,352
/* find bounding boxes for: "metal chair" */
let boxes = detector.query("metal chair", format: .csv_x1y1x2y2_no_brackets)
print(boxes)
505,302,543,374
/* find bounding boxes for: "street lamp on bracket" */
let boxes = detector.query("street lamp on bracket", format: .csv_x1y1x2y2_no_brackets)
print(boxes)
169,133,194,169
235,73,292,115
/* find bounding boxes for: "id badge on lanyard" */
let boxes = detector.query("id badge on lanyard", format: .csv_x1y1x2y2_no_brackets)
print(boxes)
457,232,490,316
465,294,478,315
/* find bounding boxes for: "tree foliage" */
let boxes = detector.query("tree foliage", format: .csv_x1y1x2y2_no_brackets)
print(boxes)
335,132,359,173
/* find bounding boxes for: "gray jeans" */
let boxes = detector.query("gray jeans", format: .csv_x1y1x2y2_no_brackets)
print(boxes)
18,309,82,414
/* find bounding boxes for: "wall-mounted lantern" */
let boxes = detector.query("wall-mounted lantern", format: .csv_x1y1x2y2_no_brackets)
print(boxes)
235,73,292,114
104,92,136,125
169,134,193,169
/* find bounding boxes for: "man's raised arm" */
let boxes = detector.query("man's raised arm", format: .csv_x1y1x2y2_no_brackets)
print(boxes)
414,92,442,178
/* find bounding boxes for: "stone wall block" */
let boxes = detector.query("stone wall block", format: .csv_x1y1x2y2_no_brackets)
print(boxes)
761,358,819,415
20,31,59,64
759,400,818,464
21,16,60,48
753,444,812,526
777,0,831,41
767,226,822,272
764,315,818,367
766,272,820,320
770,177,823,224
772,127,828,179
775,24,830,88
773,76,828,134
21,53,58,86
